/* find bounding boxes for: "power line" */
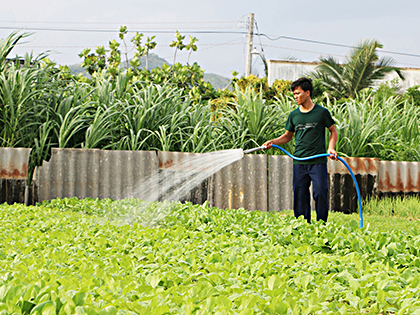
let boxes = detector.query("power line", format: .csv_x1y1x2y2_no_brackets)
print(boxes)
254,20,265,55
0,26,244,33
18,40,245,50
261,34,420,58
0,24,236,31
162,38,246,59
2,25,420,60
262,43,420,68
0,20,238,25
0,26,248,34
262,43,346,59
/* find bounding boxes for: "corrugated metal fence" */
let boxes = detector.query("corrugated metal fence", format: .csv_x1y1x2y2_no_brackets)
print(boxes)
0,148,36,205
36,149,158,201
378,161,420,196
1,147,419,211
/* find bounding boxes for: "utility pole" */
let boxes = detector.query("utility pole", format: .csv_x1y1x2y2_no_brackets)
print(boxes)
245,13,254,77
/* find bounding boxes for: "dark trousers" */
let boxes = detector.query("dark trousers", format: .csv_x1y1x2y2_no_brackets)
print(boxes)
293,163,329,223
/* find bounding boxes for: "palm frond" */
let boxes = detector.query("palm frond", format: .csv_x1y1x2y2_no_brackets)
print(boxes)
312,39,405,98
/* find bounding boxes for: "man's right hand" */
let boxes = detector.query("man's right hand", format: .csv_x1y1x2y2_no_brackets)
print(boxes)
263,140,273,149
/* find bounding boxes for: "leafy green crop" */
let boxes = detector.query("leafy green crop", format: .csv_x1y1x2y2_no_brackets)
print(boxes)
1,198,420,314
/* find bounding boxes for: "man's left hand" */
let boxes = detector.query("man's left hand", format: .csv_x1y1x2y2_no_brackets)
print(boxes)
328,149,338,160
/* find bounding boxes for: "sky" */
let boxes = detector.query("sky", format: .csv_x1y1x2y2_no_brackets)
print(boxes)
1,0,420,78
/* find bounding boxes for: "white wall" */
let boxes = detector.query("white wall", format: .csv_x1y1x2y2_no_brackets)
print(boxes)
268,60,319,85
267,59,420,92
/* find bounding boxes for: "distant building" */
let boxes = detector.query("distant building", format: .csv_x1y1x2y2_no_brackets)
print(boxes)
267,59,420,92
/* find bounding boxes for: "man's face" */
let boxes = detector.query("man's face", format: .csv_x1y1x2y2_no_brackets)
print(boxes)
293,86,310,105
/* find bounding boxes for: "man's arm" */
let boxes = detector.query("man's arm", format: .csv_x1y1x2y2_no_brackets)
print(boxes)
327,124,338,159
263,130,294,149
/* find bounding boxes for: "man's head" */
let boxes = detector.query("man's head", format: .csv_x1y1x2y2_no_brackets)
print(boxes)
291,77,313,97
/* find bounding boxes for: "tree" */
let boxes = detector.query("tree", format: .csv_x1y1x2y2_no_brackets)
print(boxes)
169,31,186,66
186,35,198,64
144,36,157,70
77,27,216,103
310,39,405,99
79,26,154,78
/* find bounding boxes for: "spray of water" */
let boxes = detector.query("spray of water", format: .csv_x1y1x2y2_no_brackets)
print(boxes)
107,149,245,226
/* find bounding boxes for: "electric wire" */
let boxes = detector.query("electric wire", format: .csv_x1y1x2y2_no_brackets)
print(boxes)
2,24,419,60
0,26,248,34
0,20,238,25
263,44,346,59
260,34,420,58
161,37,244,59
2,22,420,61
254,20,265,56
18,42,245,50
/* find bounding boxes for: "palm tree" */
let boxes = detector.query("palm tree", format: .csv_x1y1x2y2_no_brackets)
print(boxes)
311,39,405,98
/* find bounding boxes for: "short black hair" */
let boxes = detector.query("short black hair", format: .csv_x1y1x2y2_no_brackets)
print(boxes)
291,77,313,97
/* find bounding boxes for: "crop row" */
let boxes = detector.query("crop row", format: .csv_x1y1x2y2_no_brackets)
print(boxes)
0,198,420,314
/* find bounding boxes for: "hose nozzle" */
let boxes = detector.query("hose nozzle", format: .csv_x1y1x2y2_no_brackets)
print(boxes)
243,146,266,154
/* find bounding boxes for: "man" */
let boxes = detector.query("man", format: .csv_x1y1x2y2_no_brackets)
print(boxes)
263,77,338,223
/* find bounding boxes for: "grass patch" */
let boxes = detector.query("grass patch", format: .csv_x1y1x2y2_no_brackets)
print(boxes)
279,194,420,234
363,195,420,219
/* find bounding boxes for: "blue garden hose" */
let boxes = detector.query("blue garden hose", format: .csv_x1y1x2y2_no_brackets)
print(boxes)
244,145,363,228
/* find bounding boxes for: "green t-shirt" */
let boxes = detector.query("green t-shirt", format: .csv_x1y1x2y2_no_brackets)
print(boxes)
285,104,335,165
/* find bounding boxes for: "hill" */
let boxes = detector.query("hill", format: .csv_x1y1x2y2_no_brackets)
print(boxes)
67,63,85,75
203,73,230,90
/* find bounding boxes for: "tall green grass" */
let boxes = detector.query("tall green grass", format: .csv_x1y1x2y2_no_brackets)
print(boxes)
2,31,420,185
216,85,291,152
327,91,420,161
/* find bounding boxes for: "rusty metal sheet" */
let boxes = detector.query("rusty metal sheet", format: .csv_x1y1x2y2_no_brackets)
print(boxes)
328,173,377,214
158,151,207,170
0,147,31,179
328,157,378,213
0,148,38,205
327,157,379,175
0,179,30,204
378,160,420,193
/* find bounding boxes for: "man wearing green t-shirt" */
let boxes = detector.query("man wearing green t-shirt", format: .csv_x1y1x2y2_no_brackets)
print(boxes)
263,78,338,223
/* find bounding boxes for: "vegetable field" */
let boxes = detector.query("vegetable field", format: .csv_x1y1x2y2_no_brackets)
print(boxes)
1,198,420,314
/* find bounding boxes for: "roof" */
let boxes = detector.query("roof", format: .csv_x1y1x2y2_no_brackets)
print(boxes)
266,59,420,71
